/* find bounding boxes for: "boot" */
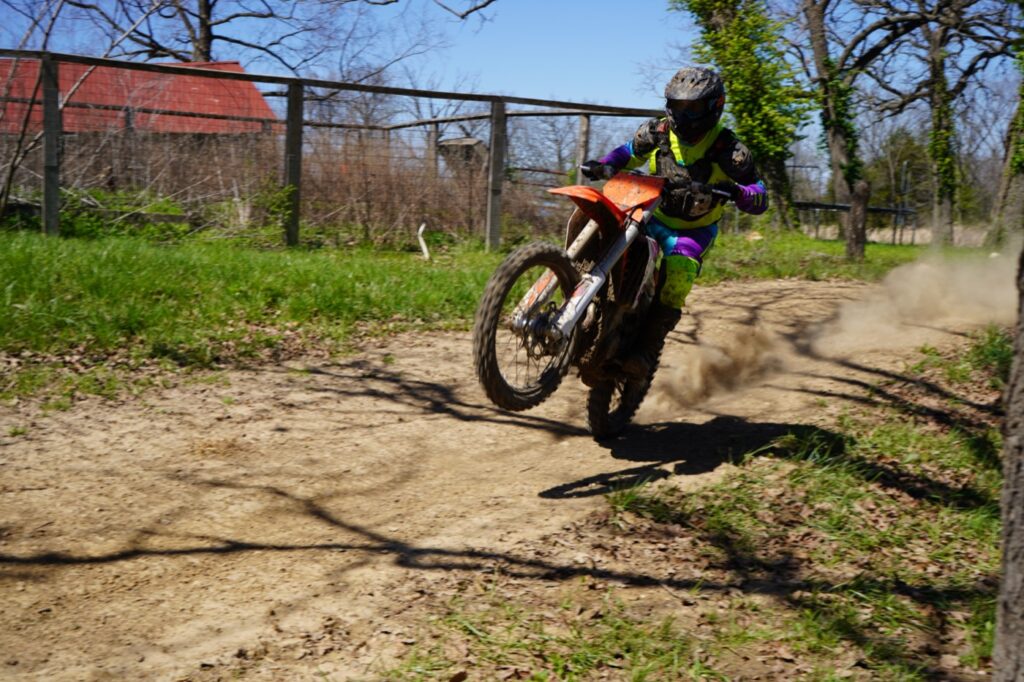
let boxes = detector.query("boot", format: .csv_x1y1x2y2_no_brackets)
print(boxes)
621,301,682,379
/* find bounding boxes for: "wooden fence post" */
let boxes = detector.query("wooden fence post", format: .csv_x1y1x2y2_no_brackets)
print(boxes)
41,54,62,236
284,81,303,246
428,122,439,179
575,114,590,185
485,99,506,251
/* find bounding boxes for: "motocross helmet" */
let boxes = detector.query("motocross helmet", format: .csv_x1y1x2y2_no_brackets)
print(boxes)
664,67,725,144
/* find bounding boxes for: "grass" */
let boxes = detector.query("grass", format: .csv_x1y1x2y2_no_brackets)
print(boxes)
701,229,927,283
0,230,502,402
1,231,500,362
2,230,925,362
387,589,718,681
912,327,1014,389
0,227,967,404
0,359,172,406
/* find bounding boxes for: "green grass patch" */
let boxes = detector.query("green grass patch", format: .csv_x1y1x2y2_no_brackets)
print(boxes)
0,228,972,403
1,231,501,364
609,426,999,675
701,230,928,283
966,326,1014,389
912,327,1012,389
606,480,680,526
387,590,718,681
0,360,171,406
2,229,929,369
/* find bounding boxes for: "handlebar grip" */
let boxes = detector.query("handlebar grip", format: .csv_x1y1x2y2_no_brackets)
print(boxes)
702,181,739,202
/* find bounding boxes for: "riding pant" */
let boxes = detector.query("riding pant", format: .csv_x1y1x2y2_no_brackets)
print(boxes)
644,220,718,309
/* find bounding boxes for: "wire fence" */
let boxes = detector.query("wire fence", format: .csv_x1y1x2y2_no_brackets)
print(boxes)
0,50,657,248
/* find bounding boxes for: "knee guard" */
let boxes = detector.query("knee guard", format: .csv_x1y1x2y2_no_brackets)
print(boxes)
660,255,700,308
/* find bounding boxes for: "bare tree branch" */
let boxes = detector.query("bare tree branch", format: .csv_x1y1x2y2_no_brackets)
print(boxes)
431,0,497,19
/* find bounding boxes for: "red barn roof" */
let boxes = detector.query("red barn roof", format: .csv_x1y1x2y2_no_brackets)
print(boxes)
0,59,278,134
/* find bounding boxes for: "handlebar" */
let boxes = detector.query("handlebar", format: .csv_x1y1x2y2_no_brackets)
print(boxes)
705,184,735,201
578,163,738,204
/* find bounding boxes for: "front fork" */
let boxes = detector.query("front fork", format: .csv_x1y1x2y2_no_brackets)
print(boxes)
509,218,602,335
511,204,659,349
547,219,642,342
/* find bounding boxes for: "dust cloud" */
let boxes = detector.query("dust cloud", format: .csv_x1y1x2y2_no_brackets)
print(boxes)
649,245,1019,410
653,325,785,408
811,247,1019,357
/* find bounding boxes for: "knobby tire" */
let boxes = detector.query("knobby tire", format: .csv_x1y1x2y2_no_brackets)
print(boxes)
587,364,658,440
473,242,580,412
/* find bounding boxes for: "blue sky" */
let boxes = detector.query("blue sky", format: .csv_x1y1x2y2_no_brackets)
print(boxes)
432,1,699,109
0,0,697,110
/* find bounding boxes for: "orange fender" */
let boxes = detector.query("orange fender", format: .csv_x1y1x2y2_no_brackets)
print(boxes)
603,174,665,211
548,185,626,231
549,174,666,228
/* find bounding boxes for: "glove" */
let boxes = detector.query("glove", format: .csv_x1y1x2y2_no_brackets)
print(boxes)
580,160,615,181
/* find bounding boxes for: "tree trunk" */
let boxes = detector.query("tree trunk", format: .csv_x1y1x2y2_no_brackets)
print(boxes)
932,192,954,247
762,155,796,230
803,0,855,239
193,0,214,61
994,248,1024,681
926,23,956,246
992,90,1024,246
846,179,869,261
998,173,1024,240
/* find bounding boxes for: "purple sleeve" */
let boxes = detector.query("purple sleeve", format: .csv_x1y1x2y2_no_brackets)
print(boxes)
735,180,768,215
599,144,632,170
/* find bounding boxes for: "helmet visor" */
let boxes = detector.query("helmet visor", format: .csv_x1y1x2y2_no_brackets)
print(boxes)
667,98,712,121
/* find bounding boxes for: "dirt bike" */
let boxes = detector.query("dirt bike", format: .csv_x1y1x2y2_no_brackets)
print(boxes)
472,170,732,438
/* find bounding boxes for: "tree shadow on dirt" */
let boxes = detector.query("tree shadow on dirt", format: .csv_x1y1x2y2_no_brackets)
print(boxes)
0,475,728,592
544,410,995,514
272,360,589,439
0,469,994,678
768,317,1005,481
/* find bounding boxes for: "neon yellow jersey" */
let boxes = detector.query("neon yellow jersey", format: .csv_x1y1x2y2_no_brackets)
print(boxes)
624,121,730,230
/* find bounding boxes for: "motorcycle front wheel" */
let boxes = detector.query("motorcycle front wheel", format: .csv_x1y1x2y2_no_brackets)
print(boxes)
587,367,657,439
472,242,580,411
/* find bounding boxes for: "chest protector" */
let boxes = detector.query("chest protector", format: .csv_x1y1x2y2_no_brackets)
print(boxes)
649,121,730,230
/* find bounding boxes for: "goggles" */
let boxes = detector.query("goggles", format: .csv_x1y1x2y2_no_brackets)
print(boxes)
667,97,713,120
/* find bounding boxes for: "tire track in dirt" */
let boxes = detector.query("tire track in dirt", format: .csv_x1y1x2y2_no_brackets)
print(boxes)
0,265,1014,680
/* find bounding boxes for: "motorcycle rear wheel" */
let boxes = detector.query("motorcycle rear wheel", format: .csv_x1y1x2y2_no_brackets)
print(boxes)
473,242,580,411
587,367,657,439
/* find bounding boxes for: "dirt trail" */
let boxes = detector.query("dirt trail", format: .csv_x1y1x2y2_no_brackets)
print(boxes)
0,261,1016,680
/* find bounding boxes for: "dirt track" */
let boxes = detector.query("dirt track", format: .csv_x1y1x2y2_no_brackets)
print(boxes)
0,271,1015,680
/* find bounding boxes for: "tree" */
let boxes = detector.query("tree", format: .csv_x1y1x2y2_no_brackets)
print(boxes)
992,64,1024,245
670,0,811,229
996,228,1024,682
861,121,931,228
954,76,1017,225
792,0,927,259
864,0,1016,245
994,5,1024,674
63,0,498,74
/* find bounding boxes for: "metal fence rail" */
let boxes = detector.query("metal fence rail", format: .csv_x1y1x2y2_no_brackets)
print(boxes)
0,50,658,249
793,200,919,245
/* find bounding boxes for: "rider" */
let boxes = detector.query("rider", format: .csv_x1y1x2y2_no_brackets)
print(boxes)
581,66,768,377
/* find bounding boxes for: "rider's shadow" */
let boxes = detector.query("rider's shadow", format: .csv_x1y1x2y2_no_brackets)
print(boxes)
540,416,842,499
